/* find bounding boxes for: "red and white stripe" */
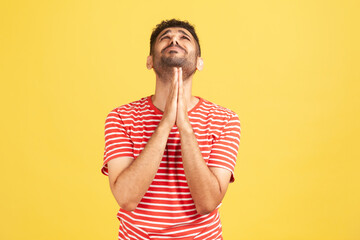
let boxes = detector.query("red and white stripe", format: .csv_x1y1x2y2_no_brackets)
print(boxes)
102,96,241,239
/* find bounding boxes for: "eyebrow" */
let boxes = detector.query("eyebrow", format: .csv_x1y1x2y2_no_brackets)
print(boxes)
158,29,191,40
179,30,191,38
159,30,171,39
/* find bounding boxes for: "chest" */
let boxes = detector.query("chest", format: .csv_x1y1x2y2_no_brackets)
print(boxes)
128,121,217,163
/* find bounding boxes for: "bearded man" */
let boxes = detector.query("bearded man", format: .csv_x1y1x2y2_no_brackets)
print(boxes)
101,19,241,240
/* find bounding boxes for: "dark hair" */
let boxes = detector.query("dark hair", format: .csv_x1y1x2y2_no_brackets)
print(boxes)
149,19,201,56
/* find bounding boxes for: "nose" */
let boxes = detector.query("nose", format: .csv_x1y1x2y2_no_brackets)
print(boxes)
170,35,179,45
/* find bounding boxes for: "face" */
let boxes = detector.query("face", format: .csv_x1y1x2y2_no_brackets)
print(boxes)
149,27,202,80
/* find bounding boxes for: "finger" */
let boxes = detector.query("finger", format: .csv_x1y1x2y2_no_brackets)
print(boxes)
179,67,183,83
171,68,178,101
170,67,178,98
173,67,178,83
178,68,183,99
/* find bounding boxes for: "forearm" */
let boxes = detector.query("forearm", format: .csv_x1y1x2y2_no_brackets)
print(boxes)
112,120,172,211
179,125,223,215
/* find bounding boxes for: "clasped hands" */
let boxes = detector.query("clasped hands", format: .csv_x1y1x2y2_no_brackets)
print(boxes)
162,67,192,132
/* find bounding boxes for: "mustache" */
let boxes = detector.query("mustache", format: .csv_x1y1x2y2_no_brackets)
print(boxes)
161,44,186,53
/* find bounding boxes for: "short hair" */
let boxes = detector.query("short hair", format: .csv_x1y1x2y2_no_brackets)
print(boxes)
149,19,201,56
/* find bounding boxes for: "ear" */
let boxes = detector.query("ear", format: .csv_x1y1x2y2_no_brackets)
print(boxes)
196,57,204,71
146,55,153,69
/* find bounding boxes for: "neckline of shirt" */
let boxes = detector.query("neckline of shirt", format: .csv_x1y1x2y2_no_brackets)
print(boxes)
147,95,203,115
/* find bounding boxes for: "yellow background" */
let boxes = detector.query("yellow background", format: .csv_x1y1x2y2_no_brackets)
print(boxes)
1,0,359,239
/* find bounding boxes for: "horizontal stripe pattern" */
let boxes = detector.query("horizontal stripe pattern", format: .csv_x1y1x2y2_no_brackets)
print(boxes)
102,96,241,239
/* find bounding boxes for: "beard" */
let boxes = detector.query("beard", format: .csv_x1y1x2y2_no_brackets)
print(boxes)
152,51,197,81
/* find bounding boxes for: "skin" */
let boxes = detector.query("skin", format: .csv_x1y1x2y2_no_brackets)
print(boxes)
107,27,232,215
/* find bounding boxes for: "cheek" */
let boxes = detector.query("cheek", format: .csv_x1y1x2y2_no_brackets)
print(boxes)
154,43,165,51
185,44,197,54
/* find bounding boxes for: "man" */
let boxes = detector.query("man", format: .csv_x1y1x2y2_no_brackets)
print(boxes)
101,19,241,239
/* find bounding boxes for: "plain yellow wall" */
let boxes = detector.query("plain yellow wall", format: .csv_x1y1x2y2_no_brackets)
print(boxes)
1,0,359,239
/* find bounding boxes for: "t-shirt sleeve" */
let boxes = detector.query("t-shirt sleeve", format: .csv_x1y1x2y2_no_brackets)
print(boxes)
101,109,134,176
207,113,241,183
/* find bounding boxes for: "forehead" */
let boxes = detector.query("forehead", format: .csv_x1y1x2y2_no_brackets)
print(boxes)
157,27,194,39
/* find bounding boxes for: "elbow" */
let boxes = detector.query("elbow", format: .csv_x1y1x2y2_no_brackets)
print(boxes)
111,183,138,212
112,190,138,211
119,201,138,212
195,204,217,215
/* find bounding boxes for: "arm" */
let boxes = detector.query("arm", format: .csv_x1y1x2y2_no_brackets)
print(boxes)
108,71,179,211
179,126,232,215
108,122,172,211
175,67,237,215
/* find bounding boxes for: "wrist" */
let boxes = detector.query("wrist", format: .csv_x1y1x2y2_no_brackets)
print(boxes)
159,118,174,132
178,122,193,135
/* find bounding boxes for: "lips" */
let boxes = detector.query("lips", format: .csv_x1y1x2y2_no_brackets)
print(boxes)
162,45,185,53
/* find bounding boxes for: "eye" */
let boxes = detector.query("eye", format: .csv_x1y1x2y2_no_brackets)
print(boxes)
160,36,170,40
181,36,190,40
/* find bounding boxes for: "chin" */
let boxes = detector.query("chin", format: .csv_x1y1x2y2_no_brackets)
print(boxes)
161,57,186,67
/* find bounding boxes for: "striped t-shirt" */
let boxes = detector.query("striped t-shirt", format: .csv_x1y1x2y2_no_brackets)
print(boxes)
102,95,241,240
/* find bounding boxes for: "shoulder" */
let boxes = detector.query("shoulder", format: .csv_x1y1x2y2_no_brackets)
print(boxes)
107,96,149,115
105,96,150,122
199,97,239,122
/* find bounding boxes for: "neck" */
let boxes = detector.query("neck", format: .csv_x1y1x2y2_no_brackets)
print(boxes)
152,73,198,112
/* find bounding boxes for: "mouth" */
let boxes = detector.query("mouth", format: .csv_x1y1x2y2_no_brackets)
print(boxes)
162,45,185,53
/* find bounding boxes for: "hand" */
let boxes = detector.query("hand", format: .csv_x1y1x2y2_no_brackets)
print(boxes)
161,68,178,129
175,67,191,132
